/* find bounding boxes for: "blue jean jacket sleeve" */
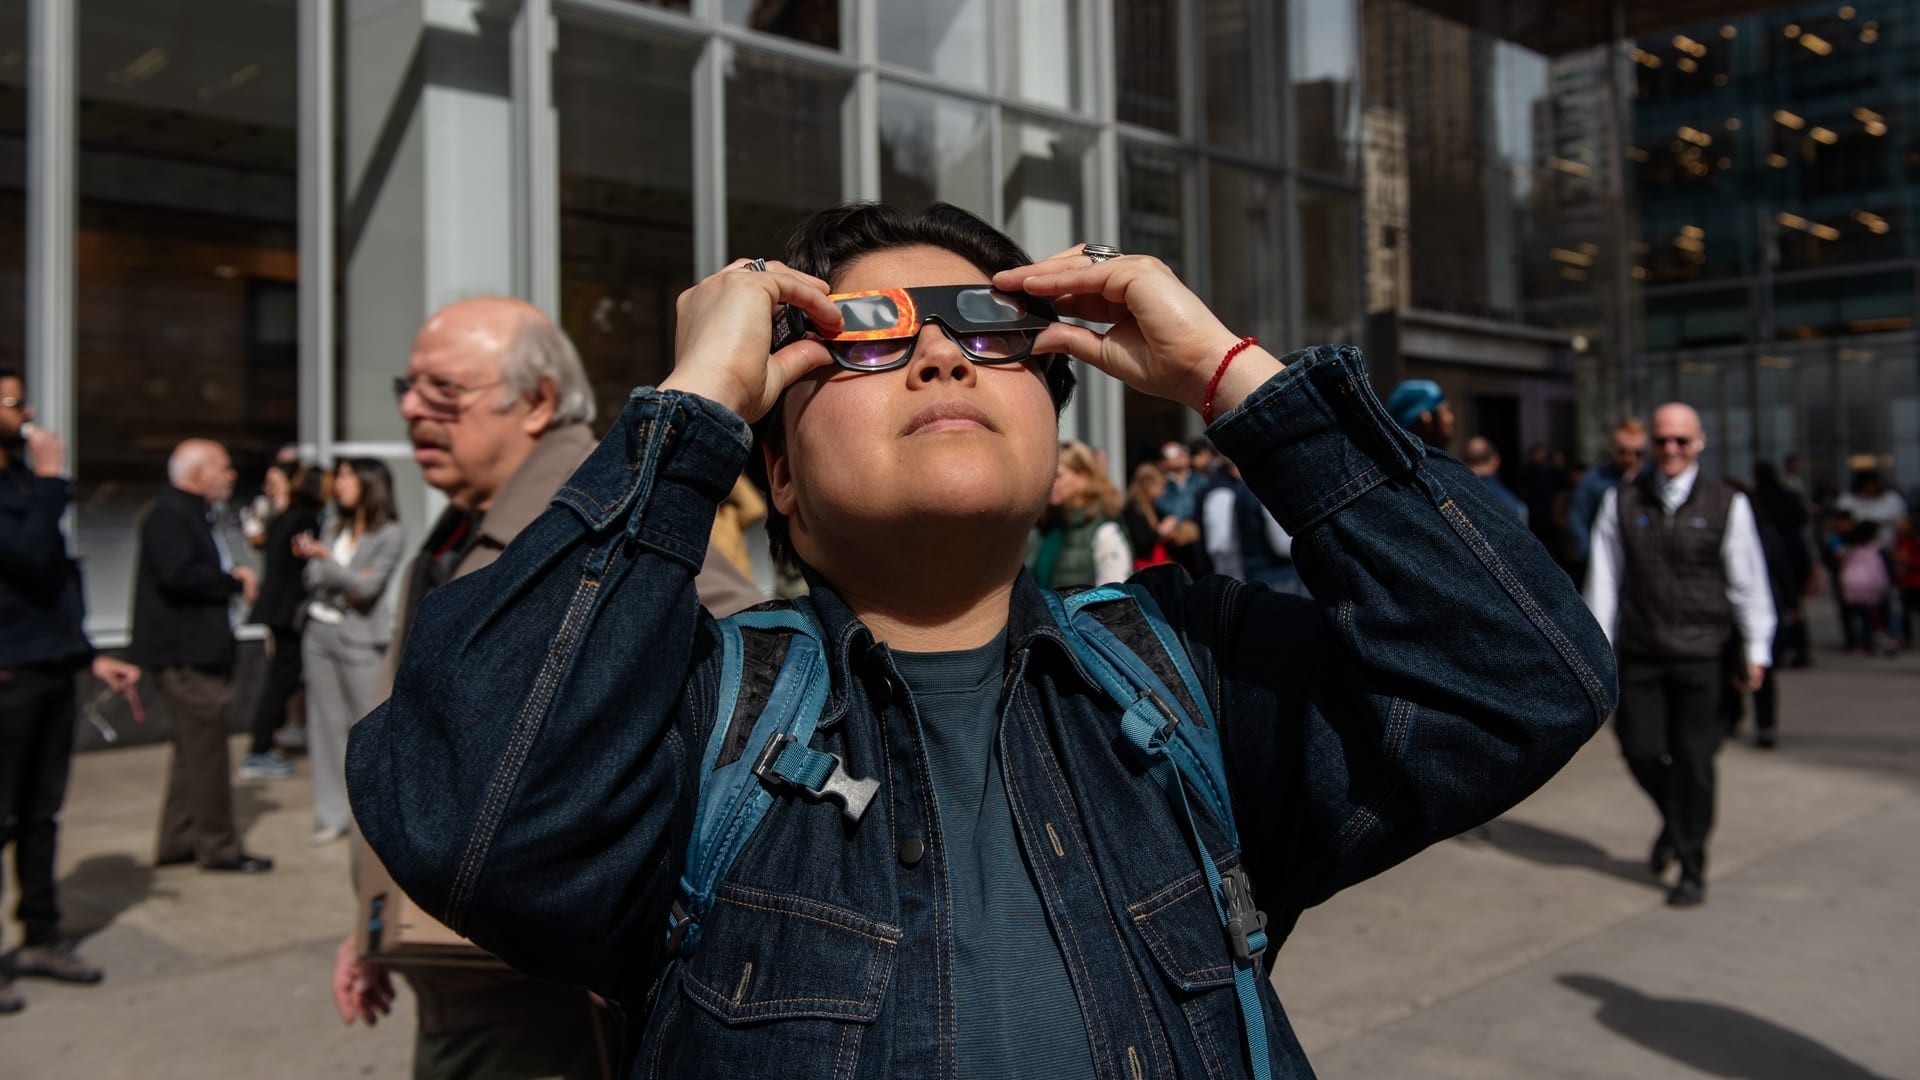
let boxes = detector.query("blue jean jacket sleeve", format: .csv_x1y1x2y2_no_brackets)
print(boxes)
1169,345,1616,922
345,387,750,1001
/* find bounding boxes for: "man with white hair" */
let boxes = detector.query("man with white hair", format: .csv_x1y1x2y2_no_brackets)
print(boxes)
130,438,273,873
334,297,760,1078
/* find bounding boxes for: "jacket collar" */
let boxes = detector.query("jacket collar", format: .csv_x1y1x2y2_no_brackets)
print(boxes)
475,423,596,550
797,566,1097,728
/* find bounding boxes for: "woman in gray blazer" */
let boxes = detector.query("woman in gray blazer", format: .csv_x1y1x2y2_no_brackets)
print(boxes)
295,459,403,845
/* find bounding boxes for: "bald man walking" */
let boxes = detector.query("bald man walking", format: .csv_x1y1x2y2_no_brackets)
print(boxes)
1584,404,1773,907
131,440,273,873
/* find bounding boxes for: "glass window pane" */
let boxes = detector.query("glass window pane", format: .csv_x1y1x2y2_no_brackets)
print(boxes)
723,0,840,52
77,0,299,629
878,83,991,215
726,51,851,260
876,0,987,90
1298,185,1363,344
1119,144,1189,278
1291,0,1359,177
1004,0,1085,112
1205,0,1281,157
0,1,22,374
1206,164,1284,344
557,24,697,421
1000,113,1097,259
1115,0,1179,132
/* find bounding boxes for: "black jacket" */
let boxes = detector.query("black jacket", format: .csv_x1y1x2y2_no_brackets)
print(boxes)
249,503,321,629
0,461,91,669
128,486,242,671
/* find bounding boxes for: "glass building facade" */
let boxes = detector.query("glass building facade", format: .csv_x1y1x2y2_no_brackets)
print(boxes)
1631,1,1920,495
4,0,1366,638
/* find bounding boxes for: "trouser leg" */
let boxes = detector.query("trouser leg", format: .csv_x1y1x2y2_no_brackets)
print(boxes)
1,663,76,944
155,667,241,866
1752,664,1778,735
303,626,365,833
248,626,304,755
1614,658,1672,822
1665,658,1724,880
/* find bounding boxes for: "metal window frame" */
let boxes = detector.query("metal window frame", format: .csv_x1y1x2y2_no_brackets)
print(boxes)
26,0,74,476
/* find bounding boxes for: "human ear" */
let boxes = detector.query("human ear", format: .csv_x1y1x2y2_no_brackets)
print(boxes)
765,438,798,518
520,377,558,436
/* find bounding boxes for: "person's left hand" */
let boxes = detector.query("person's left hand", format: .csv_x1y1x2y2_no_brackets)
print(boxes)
995,246,1285,417
91,656,140,693
1742,662,1766,693
291,534,325,560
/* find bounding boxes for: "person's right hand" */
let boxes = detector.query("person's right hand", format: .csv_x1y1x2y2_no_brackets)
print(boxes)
332,934,395,1026
25,425,64,479
290,534,325,560
659,258,841,424
232,565,259,605
1155,515,1179,539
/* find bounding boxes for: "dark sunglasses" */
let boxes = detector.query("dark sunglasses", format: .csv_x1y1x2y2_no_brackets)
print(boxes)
1652,435,1695,448
773,285,1058,373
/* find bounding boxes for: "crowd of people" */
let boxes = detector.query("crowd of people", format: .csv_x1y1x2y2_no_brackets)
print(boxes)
0,197,1911,1077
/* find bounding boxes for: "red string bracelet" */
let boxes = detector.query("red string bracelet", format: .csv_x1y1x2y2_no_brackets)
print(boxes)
1202,336,1258,425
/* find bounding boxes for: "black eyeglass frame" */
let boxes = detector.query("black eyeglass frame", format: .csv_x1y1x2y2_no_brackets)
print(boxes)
773,284,1060,374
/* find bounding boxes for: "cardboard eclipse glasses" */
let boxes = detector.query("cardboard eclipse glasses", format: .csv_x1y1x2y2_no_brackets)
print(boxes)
772,285,1058,372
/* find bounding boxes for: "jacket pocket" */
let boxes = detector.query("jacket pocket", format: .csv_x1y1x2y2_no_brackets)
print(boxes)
1129,858,1246,1079
682,884,899,1024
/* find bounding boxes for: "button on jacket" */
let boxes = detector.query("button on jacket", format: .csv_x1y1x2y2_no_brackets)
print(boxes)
348,345,1618,1079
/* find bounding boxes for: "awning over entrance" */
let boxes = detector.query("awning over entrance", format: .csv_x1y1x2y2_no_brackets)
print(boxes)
1399,0,1798,55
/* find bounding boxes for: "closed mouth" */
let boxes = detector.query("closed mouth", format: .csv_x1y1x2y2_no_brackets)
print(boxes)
902,400,996,436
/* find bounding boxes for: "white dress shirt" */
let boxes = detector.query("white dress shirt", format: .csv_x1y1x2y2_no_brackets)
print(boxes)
1583,464,1777,668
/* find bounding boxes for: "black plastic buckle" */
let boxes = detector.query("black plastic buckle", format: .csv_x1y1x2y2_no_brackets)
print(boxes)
665,897,694,955
1221,866,1268,962
753,732,878,825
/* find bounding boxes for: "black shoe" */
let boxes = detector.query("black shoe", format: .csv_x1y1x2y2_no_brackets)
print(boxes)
1649,835,1676,878
1666,876,1706,907
1755,729,1778,750
201,854,274,873
6,944,103,985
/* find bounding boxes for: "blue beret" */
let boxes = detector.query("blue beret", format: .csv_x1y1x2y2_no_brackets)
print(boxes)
1386,379,1446,430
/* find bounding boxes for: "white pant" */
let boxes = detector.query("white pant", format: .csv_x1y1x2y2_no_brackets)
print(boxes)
301,622,385,831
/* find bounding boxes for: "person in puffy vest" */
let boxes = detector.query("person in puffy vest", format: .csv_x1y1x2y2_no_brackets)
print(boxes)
348,202,1616,1079
1026,439,1130,587
1583,403,1775,907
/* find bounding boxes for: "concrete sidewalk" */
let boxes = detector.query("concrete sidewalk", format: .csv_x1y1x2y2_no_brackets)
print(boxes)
8,627,1917,1077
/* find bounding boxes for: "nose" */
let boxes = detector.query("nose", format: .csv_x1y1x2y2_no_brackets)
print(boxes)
909,323,976,388
397,382,433,423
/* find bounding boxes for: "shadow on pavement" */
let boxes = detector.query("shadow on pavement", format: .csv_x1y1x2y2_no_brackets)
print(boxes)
1460,819,1659,890
59,854,163,938
233,782,281,837
1559,974,1896,1079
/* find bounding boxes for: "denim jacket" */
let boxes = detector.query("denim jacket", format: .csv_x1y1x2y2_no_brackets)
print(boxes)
348,345,1617,1079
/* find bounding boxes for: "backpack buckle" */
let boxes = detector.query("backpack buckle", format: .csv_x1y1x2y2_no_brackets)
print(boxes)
665,897,696,955
753,733,878,825
1221,866,1269,962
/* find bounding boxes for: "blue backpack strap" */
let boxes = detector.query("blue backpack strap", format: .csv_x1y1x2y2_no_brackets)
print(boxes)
667,600,878,957
1044,585,1274,1080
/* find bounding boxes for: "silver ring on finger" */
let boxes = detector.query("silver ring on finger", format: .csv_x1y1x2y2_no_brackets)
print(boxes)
1081,243,1123,264
746,258,769,272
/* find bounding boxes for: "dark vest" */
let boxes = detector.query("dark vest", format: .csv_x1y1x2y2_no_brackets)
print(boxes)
1226,479,1291,584
1616,470,1734,659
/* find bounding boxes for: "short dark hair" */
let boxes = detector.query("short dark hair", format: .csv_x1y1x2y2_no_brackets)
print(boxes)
750,202,1077,572
0,366,20,384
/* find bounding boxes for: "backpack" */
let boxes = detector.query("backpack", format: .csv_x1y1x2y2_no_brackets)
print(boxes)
665,584,1274,1079
1839,545,1890,606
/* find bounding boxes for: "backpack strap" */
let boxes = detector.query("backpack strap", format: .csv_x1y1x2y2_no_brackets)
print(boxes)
666,600,877,957
1045,584,1274,1080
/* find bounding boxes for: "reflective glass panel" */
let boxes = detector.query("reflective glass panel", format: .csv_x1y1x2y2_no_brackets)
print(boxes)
1297,185,1363,345
724,0,839,51
77,0,299,629
876,0,987,89
557,24,698,423
1004,0,1085,112
726,51,851,261
1205,0,1281,157
1206,164,1284,345
1291,0,1359,177
878,82,991,214
1000,113,1096,259
1114,0,1179,132
1119,144,1189,277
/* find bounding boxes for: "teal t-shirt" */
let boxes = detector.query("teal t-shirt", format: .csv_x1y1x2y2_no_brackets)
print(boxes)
891,631,1098,1080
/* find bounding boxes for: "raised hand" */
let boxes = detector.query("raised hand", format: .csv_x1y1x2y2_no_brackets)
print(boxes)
995,246,1285,419
659,258,844,424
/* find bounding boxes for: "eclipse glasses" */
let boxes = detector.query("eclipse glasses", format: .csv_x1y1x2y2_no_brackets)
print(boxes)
772,285,1058,372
